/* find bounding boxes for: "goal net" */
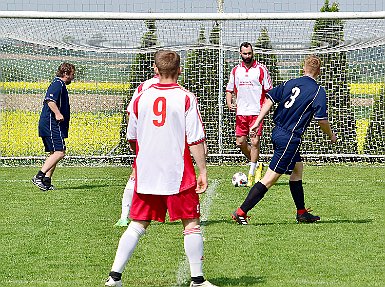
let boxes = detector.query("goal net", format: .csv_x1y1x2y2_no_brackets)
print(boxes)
1,11,385,165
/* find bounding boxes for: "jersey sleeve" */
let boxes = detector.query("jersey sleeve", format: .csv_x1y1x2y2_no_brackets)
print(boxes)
44,80,62,103
313,86,328,120
185,94,205,145
225,67,236,92
262,66,273,92
266,81,285,104
126,96,139,141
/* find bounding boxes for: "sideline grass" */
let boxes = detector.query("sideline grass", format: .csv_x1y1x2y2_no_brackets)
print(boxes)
0,165,384,287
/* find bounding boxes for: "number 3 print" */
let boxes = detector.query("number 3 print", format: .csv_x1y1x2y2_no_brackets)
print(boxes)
153,97,167,127
284,87,300,108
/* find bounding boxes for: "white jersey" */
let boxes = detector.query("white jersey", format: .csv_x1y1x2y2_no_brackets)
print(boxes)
126,75,160,115
226,60,272,116
127,82,205,195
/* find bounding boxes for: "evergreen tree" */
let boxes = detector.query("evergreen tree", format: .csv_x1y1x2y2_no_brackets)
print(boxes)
118,20,158,157
182,22,230,157
254,27,282,155
305,0,358,156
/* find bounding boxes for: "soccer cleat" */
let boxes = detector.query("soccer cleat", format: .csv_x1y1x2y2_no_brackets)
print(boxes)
46,184,55,190
32,176,48,191
114,218,129,227
190,280,218,287
231,210,249,225
105,276,122,287
296,209,320,223
254,163,263,183
246,173,253,187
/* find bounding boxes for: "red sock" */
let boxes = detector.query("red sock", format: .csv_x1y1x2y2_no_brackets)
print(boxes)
297,209,307,215
237,207,247,216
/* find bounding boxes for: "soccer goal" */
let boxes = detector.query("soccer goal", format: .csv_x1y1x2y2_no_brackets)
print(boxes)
1,11,385,164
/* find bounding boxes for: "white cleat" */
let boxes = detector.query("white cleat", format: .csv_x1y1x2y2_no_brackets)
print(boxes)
190,280,219,287
105,276,122,287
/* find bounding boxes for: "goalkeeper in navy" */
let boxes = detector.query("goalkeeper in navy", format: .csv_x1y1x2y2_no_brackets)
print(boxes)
232,55,337,225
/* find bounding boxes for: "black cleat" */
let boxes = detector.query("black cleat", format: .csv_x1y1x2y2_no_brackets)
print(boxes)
32,176,48,191
231,210,249,225
296,209,320,223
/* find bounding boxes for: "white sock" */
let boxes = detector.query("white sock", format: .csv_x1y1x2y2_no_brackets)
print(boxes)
120,178,134,219
111,221,145,273
249,162,258,175
184,226,204,278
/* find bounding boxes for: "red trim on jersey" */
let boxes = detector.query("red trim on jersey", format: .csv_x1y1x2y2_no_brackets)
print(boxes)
188,138,205,146
180,141,198,192
133,95,141,118
185,95,190,111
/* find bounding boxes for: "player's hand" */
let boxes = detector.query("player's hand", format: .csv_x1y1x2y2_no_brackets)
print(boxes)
249,122,259,137
195,173,208,194
330,133,337,144
228,103,236,111
55,113,64,122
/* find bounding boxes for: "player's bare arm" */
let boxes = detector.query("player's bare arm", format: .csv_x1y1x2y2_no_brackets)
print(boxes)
47,100,64,122
318,119,337,143
189,142,208,194
250,98,274,135
226,91,236,111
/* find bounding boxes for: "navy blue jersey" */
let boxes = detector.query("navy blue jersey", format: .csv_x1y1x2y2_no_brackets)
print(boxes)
38,77,70,138
267,76,328,136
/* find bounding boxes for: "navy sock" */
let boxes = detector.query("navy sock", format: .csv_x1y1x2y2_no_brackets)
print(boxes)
289,180,305,210
240,182,268,213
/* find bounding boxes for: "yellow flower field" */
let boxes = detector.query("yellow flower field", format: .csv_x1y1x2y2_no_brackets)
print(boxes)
0,81,131,93
0,111,121,156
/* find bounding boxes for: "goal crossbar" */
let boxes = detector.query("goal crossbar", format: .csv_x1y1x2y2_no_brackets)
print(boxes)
0,11,385,20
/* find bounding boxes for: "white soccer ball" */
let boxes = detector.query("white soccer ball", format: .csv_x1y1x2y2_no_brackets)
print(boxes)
232,172,248,187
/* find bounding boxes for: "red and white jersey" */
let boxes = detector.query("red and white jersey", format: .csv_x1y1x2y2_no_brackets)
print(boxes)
226,60,272,116
127,82,205,195
126,75,160,115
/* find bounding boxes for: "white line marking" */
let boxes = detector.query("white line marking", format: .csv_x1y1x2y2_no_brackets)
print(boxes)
173,179,219,287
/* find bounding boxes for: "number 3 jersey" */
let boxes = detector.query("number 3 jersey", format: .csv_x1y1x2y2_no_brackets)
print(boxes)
127,82,206,195
267,75,328,136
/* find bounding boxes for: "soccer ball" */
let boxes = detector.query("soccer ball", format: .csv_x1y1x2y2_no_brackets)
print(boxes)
232,172,248,187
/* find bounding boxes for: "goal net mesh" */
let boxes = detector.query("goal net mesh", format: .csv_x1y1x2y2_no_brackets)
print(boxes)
1,13,385,164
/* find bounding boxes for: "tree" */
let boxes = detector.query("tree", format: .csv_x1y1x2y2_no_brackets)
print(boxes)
254,27,282,155
117,20,158,157
182,22,230,158
304,0,358,156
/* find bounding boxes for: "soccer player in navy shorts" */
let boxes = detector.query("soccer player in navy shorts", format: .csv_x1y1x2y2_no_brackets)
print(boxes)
105,50,217,287
232,55,337,225
32,63,75,191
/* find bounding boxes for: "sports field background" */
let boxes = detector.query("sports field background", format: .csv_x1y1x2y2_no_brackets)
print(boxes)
1,165,384,287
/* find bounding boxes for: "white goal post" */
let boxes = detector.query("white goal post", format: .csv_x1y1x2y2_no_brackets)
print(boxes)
1,11,385,164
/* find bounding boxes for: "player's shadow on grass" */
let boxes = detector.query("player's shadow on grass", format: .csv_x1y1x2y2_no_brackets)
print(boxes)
253,218,373,226
213,275,266,286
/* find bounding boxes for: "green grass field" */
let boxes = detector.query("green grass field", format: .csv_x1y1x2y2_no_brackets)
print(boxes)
1,165,384,287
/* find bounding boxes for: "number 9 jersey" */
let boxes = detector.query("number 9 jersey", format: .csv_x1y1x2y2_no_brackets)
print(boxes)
127,82,206,195
267,75,328,136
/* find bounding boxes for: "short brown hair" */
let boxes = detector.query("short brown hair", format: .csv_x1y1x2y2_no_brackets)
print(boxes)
304,55,321,75
56,62,75,77
154,50,180,78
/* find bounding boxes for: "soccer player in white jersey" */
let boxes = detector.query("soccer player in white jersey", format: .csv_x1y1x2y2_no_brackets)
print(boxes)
226,42,273,186
114,67,160,227
105,50,217,287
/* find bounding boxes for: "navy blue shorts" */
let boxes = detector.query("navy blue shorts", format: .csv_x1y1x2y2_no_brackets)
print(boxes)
41,132,66,152
269,127,301,175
